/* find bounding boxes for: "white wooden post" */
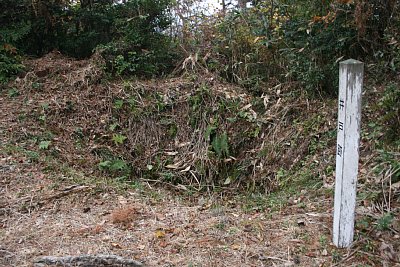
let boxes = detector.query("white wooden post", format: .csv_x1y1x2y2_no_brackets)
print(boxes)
333,59,364,248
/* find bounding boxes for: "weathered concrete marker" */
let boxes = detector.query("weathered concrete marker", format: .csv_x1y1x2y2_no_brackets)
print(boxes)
333,59,364,248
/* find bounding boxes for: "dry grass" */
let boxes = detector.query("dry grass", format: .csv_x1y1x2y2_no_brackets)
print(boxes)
0,165,335,266
12,51,340,198
0,52,399,267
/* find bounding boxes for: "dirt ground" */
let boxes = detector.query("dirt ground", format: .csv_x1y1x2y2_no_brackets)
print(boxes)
0,55,399,267
0,96,329,267
1,93,399,267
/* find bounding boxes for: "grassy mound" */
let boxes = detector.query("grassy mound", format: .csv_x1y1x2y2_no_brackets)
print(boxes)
6,52,399,200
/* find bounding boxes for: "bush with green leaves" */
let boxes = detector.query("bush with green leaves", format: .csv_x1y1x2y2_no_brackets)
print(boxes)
55,3,116,58
98,0,176,76
0,0,176,77
281,12,355,94
197,1,357,95
189,0,398,95
0,48,24,85
99,159,131,179
0,0,29,84
214,4,285,94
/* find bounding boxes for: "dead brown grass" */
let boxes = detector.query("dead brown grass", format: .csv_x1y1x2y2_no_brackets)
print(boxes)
0,52,399,267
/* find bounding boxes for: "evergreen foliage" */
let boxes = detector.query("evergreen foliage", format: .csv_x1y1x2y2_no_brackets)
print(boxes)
1,0,399,90
0,0,175,79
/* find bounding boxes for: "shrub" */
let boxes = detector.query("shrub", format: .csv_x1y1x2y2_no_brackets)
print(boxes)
0,6,29,84
281,3,358,95
97,0,176,77
214,5,285,94
0,0,176,77
0,47,24,85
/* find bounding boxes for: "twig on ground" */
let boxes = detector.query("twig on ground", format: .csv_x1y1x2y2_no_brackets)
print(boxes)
331,248,360,267
264,256,291,263
44,185,91,202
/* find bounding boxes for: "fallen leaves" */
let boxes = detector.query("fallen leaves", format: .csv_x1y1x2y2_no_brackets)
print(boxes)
110,206,137,225
231,243,241,250
154,229,166,239
111,242,123,249
158,241,168,248
74,223,105,236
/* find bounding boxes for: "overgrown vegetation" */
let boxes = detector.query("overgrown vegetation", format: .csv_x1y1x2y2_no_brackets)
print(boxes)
0,0,176,81
175,0,399,96
1,1,399,265
2,0,399,88
1,0,398,191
